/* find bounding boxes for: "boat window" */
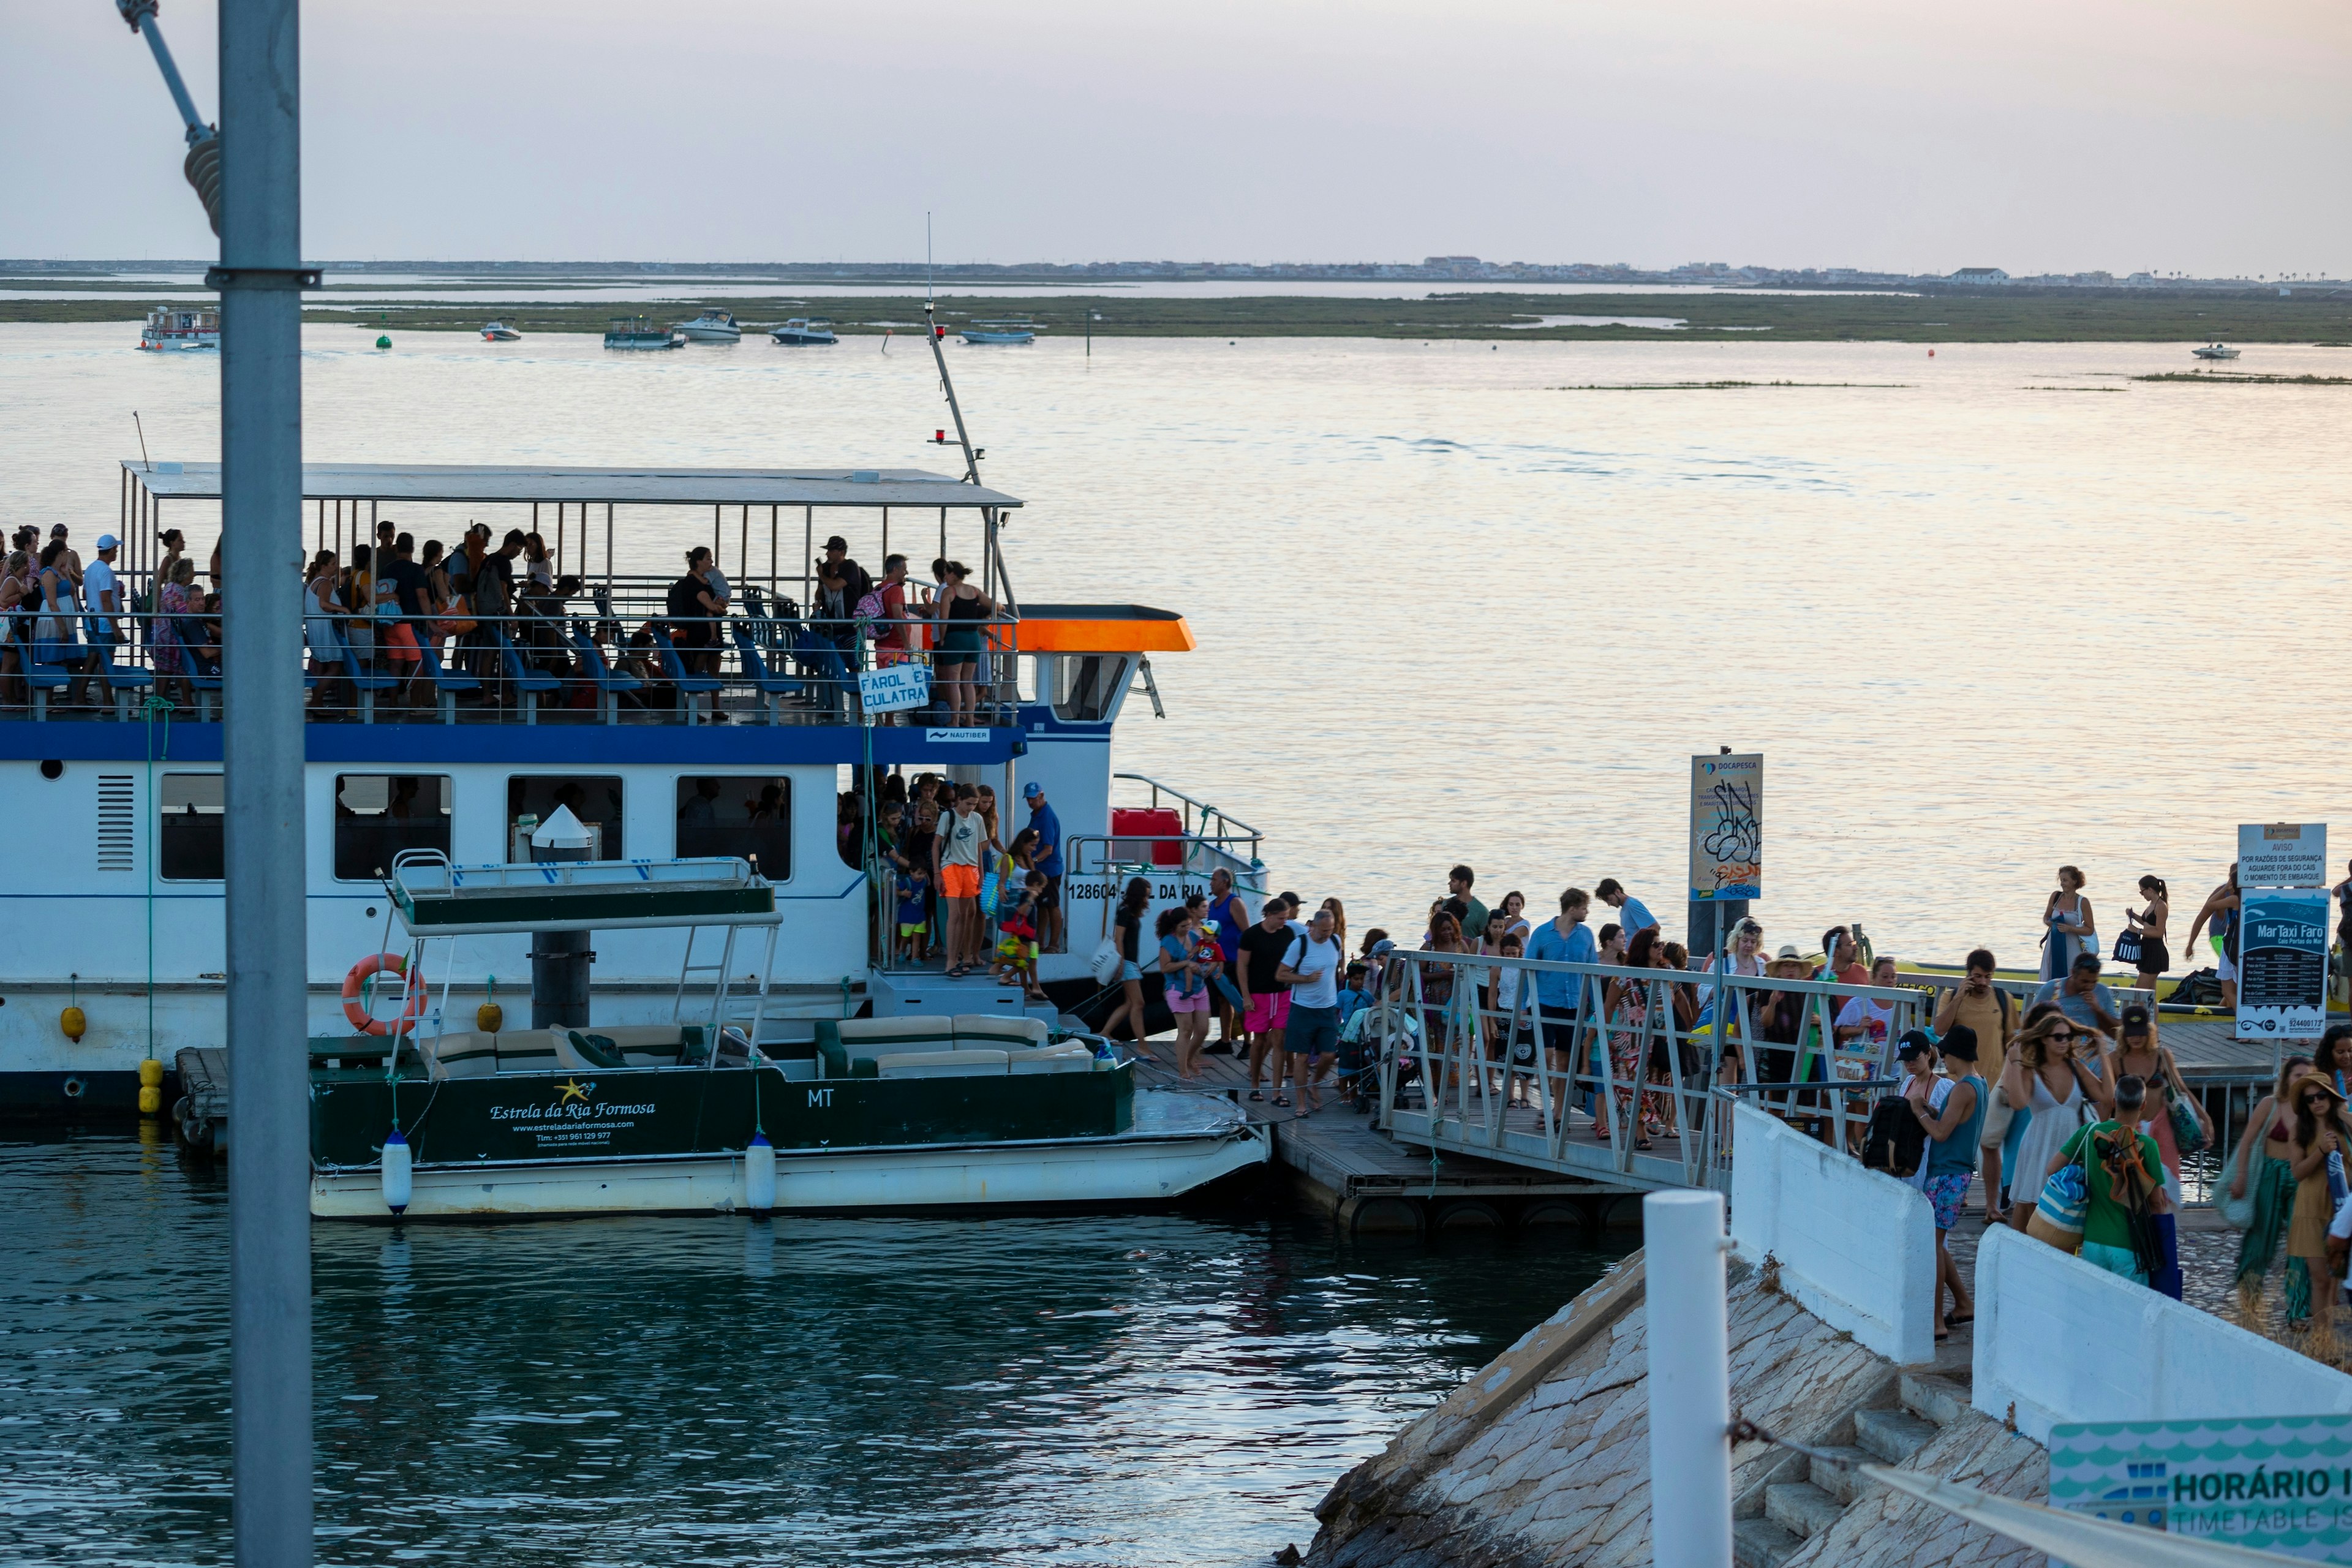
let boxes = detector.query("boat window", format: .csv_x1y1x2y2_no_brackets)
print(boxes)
159,773,223,881
1017,655,1041,703
333,774,453,881
507,776,625,861
675,777,791,879
1052,654,1129,723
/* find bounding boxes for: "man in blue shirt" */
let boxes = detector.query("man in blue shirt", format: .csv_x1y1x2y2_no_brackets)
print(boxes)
1524,888,1599,1111
1596,878,1657,943
1023,782,1063,952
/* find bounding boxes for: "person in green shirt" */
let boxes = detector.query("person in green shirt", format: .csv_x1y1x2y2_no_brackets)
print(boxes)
1447,865,1489,947
2054,1073,2168,1285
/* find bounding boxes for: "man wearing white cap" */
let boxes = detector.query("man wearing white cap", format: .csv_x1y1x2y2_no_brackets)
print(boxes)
74,533,123,705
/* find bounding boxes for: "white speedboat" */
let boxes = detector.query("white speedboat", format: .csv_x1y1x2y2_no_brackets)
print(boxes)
769,318,838,346
2192,342,2240,361
676,309,742,343
138,307,220,352
480,322,522,342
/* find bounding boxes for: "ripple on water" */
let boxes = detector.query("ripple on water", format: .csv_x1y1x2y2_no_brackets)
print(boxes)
0,1132,1625,1567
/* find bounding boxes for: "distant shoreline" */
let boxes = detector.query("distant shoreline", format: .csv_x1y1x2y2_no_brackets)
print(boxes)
7,290,2351,344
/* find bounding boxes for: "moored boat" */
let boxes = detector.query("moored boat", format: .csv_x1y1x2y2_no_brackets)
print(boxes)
480,321,522,341
604,317,682,350
138,306,220,351
769,317,838,346
2192,342,2240,360
961,318,1038,345
306,850,1264,1218
676,308,742,343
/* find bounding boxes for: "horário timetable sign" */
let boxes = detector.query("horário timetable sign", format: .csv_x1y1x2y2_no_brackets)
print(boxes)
1690,753,1761,901
2050,1414,2352,1559
2237,823,2330,1041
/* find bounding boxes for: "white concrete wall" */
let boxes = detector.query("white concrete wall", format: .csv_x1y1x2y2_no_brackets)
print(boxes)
1972,1223,2352,1442
1729,1101,1936,1365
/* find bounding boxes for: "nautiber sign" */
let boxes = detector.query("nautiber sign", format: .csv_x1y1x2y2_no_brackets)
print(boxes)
2050,1414,2352,1559
1690,753,1761,902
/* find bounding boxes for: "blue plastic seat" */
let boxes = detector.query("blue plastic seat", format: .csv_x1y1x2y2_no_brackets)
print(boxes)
309,617,397,722
22,628,74,721
173,614,222,718
649,626,723,723
92,636,154,719
413,635,481,724
729,621,807,723
492,625,562,724
570,625,643,724
788,624,852,715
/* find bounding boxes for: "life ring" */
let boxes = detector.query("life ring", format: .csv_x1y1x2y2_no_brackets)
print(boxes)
343,952,425,1037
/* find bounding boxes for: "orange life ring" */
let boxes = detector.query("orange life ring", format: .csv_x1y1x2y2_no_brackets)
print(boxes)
343,952,425,1037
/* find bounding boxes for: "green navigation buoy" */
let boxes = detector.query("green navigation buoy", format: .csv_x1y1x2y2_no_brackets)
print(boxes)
375,334,391,350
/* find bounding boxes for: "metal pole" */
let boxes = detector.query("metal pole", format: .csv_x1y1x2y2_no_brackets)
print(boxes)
604,502,612,594
1643,1189,1730,1568
215,0,312,1562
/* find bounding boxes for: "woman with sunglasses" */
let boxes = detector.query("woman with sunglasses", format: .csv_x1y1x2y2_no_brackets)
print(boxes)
1999,1011,2111,1230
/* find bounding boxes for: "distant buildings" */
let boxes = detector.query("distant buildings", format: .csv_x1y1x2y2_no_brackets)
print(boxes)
1950,267,2010,285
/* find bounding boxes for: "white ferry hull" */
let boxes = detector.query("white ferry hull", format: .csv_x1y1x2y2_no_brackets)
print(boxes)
310,1119,1270,1218
137,337,221,352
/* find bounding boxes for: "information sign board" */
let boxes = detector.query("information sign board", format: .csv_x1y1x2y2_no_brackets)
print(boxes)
2238,888,2332,1039
2241,823,2329,889
1689,753,1762,901
2050,1414,2352,1559
856,663,930,713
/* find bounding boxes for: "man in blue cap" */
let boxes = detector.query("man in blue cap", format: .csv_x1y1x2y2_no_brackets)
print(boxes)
1024,782,1063,952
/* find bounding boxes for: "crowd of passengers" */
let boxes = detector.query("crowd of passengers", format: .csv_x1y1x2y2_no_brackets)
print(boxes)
0,521,1010,722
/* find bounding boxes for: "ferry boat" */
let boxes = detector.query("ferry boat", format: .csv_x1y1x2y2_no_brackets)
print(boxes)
306,848,1262,1218
676,308,742,343
961,319,1038,345
3,459,1255,1128
138,307,220,352
769,318,838,346
604,318,683,350
480,321,522,342
2192,342,2241,360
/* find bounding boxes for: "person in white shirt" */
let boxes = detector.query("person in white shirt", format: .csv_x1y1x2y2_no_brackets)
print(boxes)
1834,955,1902,1076
1276,907,1346,1112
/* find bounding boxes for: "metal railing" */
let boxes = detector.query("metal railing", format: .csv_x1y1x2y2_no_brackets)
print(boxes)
0,578,1023,726
1371,948,1934,1192
1111,772,1265,859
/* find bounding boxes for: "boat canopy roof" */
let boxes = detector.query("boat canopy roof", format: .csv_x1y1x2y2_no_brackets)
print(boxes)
391,856,782,935
123,461,1022,510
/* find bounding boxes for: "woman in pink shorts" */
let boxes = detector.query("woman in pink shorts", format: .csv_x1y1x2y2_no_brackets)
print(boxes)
1157,905,1213,1079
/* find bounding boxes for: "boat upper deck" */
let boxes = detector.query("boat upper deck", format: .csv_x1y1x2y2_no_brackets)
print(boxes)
0,461,1186,760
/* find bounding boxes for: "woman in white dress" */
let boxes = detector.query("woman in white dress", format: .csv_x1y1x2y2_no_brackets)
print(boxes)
2000,1010,2114,1229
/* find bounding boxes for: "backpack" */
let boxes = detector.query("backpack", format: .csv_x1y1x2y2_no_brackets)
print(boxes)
1863,1095,1928,1179
2173,967,2225,1008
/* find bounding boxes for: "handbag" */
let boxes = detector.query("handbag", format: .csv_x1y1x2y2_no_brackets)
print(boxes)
2218,1139,2256,1229
1089,938,1123,986
2111,929,2143,967
2164,1077,2208,1155
2026,1158,2089,1252
980,867,1002,920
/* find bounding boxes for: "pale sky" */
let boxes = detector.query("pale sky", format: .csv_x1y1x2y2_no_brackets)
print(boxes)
7,0,2349,276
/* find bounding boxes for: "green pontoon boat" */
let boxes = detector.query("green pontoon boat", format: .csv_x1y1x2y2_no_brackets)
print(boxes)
308,845,1265,1219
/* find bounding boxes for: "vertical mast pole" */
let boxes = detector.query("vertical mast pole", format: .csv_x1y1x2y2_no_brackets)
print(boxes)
213,0,313,1565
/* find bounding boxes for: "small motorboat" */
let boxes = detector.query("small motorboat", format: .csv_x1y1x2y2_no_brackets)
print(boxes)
2192,342,2241,361
960,318,1038,345
604,317,682,350
769,318,839,346
675,308,742,343
138,306,220,352
480,321,522,342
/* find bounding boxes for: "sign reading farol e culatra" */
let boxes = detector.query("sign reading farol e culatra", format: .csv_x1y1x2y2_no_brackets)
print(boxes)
2050,1415,2352,1560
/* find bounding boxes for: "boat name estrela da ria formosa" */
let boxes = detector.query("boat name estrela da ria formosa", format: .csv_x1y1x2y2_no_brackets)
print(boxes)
5,449,1272,1215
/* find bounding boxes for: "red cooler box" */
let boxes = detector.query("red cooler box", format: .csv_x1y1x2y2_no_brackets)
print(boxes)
1109,807,1185,867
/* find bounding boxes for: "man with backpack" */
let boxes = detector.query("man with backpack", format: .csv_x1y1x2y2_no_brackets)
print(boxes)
1276,906,1347,1113
1935,948,2018,1223
814,534,872,657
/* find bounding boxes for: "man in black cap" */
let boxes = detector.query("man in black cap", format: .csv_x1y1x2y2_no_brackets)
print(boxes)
1908,1025,1983,1339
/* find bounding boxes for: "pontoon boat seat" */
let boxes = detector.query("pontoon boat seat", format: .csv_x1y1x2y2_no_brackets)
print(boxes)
871,1048,1009,1079
557,1031,631,1070
570,625,644,724
1005,1042,1098,1075
950,1013,1050,1049
93,639,154,718
592,1023,692,1066
420,1030,500,1080
414,638,480,723
492,1031,560,1072
649,626,723,723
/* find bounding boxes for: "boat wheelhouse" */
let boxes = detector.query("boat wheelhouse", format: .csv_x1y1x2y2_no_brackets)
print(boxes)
480,321,522,342
676,309,742,343
138,307,221,351
4,459,1261,1118
306,849,1264,1218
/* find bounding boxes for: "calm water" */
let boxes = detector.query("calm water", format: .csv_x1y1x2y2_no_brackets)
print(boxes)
0,1131,1624,1566
4,321,2349,957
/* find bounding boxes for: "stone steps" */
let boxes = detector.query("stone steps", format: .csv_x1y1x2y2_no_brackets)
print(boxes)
1732,1373,1973,1567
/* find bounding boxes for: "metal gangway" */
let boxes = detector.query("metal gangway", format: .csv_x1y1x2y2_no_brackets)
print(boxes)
1370,946,2120,1194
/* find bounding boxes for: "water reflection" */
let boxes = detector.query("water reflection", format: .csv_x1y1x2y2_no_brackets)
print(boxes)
2,1132,1625,1566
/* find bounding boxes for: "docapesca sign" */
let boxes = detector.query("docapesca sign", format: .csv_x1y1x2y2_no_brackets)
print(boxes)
858,663,931,713
2050,1415,2352,1559
1690,753,1762,901
2238,888,2332,1040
